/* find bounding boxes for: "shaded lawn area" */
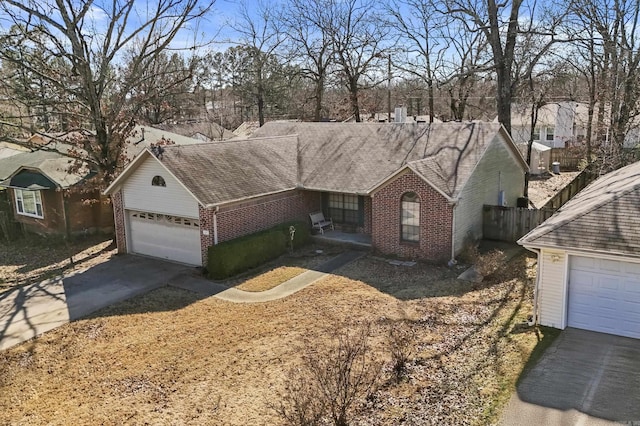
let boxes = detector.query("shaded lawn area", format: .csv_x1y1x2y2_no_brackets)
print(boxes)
0,251,553,425
0,235,115,292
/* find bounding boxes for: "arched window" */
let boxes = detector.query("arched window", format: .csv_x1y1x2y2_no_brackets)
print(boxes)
401,192,420,242
152,175,166,187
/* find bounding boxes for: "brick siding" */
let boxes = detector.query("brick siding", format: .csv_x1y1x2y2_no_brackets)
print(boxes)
9,188,114,236
112,190,127,254
372,170,453,261
199,190,321,266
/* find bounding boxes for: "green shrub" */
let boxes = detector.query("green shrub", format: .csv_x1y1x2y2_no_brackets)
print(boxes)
207,221,311,280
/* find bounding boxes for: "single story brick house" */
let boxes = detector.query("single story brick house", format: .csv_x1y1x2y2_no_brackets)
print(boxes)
104,122,527,266
519,161,640,339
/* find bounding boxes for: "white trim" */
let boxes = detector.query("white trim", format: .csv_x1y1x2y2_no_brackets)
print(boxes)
522,244,640,264
204,187,297,209
104,148,203,207
14,188,44,219
560,251,570,329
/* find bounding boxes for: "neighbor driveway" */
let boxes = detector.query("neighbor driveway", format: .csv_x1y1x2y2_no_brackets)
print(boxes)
500,328,640,425
0,255,192,350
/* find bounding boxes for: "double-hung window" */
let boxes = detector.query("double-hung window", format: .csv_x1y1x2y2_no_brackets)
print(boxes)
15,189,43,218
546,127,555,142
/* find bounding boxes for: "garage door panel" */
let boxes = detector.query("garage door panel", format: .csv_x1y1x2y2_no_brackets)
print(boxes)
569,256,640,339
128,211,201,266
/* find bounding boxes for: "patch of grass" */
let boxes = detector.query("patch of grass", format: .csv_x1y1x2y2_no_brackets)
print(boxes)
235,266,308,292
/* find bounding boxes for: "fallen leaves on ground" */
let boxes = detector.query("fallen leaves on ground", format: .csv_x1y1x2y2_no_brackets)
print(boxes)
0,251,545,426
0,235,115,292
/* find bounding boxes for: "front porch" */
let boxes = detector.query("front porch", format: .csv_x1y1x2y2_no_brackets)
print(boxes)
311,230,372,249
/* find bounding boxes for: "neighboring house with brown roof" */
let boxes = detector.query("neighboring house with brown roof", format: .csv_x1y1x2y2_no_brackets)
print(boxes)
105,121,526,266
519,161,640,339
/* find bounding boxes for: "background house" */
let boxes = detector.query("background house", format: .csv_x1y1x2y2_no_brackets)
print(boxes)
519,161,640,339
509,101,640,150
0,148,113,236
105,122,527,266
0,126,208,237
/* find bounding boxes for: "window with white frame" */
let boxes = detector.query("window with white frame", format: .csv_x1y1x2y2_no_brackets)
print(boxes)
401,192,420,242
15,189,43,218
533,127,541,141
546,127,555,141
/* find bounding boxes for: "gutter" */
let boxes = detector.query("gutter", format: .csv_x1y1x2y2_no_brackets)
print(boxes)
448,200,458,266
213,206,219,245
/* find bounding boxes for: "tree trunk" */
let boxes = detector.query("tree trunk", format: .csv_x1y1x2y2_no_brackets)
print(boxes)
349,78,361,122
314,74,325,122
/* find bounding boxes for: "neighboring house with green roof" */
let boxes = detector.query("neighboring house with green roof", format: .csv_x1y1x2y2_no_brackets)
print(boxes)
519,161,640,339
0,148,113,236
105,121,527,266
0,125,207,236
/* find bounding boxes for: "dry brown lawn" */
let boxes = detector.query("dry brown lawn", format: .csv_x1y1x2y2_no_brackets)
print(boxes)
0,250,552,426
0,235,115,292
235,266,308,292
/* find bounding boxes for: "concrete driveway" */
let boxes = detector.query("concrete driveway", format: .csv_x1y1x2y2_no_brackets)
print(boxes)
0,255,192,351
500,328,640,425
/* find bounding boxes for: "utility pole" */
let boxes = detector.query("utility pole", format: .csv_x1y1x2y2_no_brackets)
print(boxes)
387,54,392,123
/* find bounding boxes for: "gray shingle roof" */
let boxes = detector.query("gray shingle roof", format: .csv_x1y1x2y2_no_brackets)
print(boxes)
157,135,298,206
249,122,512,199
109,121,523,207
519,161,640,256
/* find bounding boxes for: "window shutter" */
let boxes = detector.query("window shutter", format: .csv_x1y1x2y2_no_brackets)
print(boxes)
358,196,365,226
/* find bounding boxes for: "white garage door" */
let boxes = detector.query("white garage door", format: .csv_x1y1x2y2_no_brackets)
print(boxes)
128,211,202,266
569,256,640,338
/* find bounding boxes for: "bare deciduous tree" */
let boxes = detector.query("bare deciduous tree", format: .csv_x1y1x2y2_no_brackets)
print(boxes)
0,0,212,183
445,0,568,134
328,0,388,122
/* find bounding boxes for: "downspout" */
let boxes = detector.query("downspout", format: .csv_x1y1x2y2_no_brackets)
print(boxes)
525,246,541,326
60,190,71,239
213,206,219,245
448,201,458,267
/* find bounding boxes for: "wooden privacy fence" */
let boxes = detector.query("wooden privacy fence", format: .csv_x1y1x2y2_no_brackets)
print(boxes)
541,168,596,211
550,148,583,171
483,206,555,242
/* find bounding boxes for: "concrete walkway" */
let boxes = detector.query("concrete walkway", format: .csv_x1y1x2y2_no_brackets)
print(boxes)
171,250,366,303
500,328,640,425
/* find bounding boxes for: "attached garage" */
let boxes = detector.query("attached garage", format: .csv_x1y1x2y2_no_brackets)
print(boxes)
127,211,201,266
519,161,640,339
109,151,203,266
568,256,640,339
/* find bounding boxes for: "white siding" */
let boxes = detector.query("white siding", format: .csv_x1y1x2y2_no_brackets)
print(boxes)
122,156,199,218
538,250,568,329
453,134,525,252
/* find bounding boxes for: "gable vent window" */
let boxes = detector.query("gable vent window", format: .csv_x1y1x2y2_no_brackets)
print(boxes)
152,176,166,187
401,192,420,242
